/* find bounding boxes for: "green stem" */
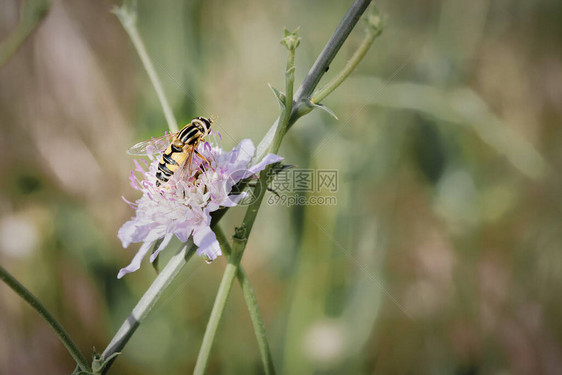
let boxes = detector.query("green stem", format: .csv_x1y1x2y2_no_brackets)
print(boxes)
101,244,196,374
0,264,91,373
193,160,272,375
312,12,383,104
0,0,50,68
215,225,276,375
194,31,298,375
270,31,297,153
113,1,179,133
193,262,239,375
237,268,276,375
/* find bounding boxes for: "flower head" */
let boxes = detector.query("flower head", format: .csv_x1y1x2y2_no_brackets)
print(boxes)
117,136,282,278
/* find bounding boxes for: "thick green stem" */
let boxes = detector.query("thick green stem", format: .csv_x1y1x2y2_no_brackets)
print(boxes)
0,0,50,68
0,265,91,373
113,1,179,133
215,225,276,375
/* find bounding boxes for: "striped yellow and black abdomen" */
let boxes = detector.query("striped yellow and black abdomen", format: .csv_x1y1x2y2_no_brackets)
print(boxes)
155,142,188,186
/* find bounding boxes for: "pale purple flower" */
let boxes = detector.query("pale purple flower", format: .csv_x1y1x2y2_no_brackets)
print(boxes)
117,138,282,279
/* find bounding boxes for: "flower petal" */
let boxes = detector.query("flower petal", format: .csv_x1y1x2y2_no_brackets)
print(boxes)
174,224,193,243
219,192,248,207
193,226,222,261
149,232,174,263
172,207,202,242
117,240,153,279
118,220,156,248
247,153,284,176
230,139,255,168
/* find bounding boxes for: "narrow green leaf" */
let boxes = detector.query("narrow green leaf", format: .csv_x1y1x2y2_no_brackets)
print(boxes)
313,103,339,120
268,83,286,109
92,351,120,374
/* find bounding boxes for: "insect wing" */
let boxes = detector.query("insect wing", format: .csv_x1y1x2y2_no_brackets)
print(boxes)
127,133,177,155
174,144,197,182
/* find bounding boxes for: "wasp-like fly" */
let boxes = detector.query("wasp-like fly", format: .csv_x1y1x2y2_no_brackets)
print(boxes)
127,117,213,186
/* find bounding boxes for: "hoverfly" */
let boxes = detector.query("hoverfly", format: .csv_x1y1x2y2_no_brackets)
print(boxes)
127,117,213,186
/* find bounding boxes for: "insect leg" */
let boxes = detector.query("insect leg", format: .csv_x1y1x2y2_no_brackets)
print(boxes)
194,149,215,171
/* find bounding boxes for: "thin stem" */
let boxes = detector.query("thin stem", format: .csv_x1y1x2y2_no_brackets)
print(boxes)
215,225,276,375
237,268,276,374
254,0,372,162
193,262,239,375
270,30,298,153
0,264,91,373
194,30,299,375
113,1,179,133
312,11,384,104
0,0,50,68
193,150,271,374
101,244,196,374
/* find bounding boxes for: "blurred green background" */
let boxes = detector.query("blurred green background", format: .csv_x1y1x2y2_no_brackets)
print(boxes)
1,0,562,374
